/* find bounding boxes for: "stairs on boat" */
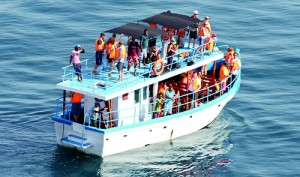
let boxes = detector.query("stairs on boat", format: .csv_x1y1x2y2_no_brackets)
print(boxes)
62,134,93,149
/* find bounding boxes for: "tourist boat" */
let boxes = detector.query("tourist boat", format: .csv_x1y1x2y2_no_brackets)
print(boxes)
52,11,241,157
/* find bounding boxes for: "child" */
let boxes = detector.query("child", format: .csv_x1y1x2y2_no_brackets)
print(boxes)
153,93,165,118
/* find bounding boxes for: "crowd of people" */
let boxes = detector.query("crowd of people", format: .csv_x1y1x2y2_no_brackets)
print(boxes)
68,10,221,82
66,10,242,124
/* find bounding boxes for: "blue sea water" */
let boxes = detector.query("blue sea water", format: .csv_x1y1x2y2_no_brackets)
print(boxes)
1,0,300,176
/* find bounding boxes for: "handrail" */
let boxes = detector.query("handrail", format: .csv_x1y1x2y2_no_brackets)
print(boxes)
59,40,222,94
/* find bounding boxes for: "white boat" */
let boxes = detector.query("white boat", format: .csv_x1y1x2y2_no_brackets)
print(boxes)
52,11,241,157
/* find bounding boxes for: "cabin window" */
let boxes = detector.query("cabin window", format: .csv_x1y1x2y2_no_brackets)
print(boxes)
134,89,140,103
143,86,147,100
122,93,128,100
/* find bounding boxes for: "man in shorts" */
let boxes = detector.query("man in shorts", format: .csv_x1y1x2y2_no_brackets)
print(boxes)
140,29,149,66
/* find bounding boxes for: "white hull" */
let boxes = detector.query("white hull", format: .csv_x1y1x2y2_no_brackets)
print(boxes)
53,87,236,157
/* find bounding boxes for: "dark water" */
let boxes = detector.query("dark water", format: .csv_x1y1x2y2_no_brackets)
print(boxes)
1,0,300,176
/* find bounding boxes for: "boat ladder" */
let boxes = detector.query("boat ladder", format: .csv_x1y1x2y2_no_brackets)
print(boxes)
62,134,93,149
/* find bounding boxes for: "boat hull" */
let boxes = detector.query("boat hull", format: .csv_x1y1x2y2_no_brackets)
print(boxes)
53,78,239,157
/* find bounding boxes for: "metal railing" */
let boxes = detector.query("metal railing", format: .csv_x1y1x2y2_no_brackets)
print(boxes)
60,39,221,95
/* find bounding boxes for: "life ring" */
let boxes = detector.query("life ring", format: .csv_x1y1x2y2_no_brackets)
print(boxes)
153,59,165,75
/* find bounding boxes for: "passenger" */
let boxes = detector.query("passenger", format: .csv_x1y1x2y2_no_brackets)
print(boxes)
105,35,114,64
107,38,117,77
153,93,165,118
203,16,212,33
69,44,85,82
115,40,127,81
158,83,168,97
161,28,171,59
219,63,229,94
92,100,109,128
198,22,211,55
224,47,234,70
205,33,217,55
140,29,149,66
93,32,106,75
149,46,160,62
188,72,202,108
69,91,82,122
164,84,179,116
188,10,199,48
230,52,241,82
177,28,186,48
166,38,178,70
127,37,140,76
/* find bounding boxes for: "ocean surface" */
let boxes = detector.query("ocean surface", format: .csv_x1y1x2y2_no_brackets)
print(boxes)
1,0,300,176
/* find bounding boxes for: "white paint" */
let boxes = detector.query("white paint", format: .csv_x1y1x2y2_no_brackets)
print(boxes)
54,89,235,157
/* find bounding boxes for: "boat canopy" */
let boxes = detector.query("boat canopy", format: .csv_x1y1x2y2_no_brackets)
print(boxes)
140,11,202,30
105,23,164,39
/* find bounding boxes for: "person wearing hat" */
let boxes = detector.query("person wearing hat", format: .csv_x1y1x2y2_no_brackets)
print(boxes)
69,44,85,82
198,21,211,56
188,10,200,48
203,16,212,33
93,32,106,75
166,38,178,70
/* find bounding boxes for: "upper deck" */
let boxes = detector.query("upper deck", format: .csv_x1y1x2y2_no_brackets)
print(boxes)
57,45,226,100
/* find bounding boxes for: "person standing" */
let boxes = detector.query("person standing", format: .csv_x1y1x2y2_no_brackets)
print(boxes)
219,63,229,94
93,32,106,75
107,38,117,77
161,28,171,59
153,93,165,118
69,44,85,82
127,37,140,76
198,22,211,55
115,40,127,81
188,72,202,108
140,29,149,66
69,91,82,123
230,52,241,82
164,84,179,116
166,38,178,70
188,10,199,49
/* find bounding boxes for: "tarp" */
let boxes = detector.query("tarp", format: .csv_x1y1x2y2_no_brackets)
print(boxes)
105,23,164,39
140,11,202,30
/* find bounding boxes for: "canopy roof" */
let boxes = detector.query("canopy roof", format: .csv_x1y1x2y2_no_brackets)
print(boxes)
105,23,164,39
140,11,202,30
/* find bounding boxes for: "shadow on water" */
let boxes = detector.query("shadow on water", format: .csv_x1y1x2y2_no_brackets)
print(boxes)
51,146,103,177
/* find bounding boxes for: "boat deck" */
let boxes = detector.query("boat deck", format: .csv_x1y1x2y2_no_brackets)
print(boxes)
57,44,226,100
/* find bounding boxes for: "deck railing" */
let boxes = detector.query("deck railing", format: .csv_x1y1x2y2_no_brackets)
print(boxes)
54,69,240,130
60,40,220,95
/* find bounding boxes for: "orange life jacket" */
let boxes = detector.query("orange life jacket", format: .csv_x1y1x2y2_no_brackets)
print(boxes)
219,65,229,81
115,44,127,59
70,92,82,103
94,37,104,51
109,44,116,59
179,51,190,58
162,31,170,40
177,28,185,37
205,37,214,50
198,26,209,37
149,23,157,28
